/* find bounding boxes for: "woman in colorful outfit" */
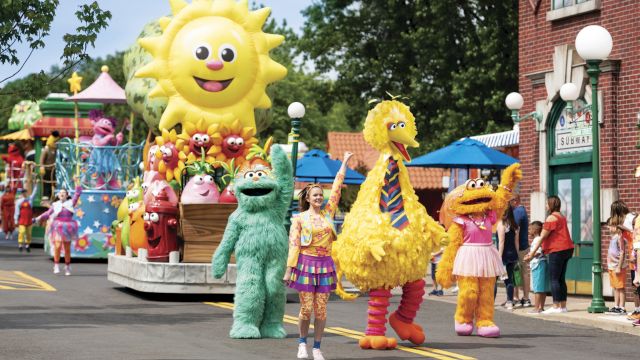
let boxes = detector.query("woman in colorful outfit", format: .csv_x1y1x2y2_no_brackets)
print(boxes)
35,181,82,276
284,152,353,360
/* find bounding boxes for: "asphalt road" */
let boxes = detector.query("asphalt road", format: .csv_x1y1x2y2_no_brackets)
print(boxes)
0,243,637,360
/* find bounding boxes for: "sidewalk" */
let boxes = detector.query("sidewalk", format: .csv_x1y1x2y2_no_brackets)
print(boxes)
423,283,640,337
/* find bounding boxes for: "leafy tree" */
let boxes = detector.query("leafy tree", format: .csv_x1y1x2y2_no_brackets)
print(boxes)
298,0,518,152
258,19,354,150
0,0,111,92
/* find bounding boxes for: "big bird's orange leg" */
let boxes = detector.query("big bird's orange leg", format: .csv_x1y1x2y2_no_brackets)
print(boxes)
475,277,500,337
359,289,397,350
389,279,426,345
454,276,478,336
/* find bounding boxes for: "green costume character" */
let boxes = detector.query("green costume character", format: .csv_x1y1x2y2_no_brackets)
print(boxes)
212,145,293,339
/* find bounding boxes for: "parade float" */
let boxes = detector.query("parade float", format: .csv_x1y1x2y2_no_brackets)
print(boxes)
107,0,289,294
39,67,144,259
0,94,103,245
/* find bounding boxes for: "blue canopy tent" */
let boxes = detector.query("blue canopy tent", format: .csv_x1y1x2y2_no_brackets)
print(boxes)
406,137,518,169
406,137,518,190
295,149,366,185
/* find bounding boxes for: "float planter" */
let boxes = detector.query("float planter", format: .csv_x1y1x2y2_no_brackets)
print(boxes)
180,203,237,263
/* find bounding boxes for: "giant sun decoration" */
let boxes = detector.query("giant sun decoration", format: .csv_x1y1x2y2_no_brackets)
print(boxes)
135,0,288,131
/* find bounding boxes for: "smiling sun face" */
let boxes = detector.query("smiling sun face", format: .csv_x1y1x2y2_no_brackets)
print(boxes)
135,0,287,131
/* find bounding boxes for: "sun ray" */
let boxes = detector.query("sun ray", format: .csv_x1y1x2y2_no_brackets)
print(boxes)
169,0,187,15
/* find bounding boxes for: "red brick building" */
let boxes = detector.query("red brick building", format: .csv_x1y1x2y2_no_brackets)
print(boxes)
518,1,639,296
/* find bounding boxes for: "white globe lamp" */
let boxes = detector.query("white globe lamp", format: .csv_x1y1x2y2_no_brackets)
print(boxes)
575,25,612,61
287,102,306,119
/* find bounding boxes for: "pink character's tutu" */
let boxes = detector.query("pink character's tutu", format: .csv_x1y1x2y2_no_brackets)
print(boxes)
452,243,505,277
47,217,79,246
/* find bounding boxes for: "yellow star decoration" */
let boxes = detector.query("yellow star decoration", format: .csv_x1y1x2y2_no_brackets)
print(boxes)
155,128,184,183
76,208,85,219
67,72,83,94
176,119,218,168
134,0,287,131
210,119,258,168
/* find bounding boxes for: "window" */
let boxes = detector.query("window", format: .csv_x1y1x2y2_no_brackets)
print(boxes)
547,0,600,21
553,0,591,9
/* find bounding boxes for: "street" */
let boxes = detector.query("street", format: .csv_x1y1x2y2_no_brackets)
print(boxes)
0,244,637,360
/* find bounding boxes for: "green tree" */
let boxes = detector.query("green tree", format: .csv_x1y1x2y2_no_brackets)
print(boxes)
258,19,354,150
0,0,111,92
298,0,518,152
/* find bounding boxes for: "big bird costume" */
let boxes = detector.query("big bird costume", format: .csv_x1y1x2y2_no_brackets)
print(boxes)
333,100,448,350
436,163,521,338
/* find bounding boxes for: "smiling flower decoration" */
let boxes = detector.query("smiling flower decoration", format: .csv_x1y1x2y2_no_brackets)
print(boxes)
155,128,184,183
177,118,217,168
210,119,258,167
134,0,287,131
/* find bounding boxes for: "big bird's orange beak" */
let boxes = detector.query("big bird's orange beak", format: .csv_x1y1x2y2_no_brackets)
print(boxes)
388,127,419,162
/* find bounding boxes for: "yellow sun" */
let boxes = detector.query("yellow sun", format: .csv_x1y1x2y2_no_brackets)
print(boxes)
210,119,258,167
135,0,287,131
176,118,218,168
155,128,184,183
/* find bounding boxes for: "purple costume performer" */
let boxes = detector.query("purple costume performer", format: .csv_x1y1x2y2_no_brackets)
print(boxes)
36,186,82,275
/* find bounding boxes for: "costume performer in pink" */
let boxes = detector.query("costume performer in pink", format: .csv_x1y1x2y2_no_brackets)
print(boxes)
35,185,82,276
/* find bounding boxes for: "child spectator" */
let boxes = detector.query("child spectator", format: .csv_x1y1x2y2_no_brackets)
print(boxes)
606,217,627,315
622,209,640,320
527,221,549,314
428,247,444,296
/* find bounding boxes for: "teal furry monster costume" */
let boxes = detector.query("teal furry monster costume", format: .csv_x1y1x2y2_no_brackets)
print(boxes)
212,144,293,339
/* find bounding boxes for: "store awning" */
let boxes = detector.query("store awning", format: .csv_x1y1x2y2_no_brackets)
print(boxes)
0,129,34,141
29,117,94,138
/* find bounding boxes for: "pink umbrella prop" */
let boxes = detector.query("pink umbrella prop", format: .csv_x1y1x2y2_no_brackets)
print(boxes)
66,66,126,104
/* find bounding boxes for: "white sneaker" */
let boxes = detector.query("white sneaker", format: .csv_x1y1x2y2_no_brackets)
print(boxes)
297,343,308,359
312,348,325,360
505,301,514,310
542,307,563,314
64,265,71,276
561,307,568,313
53,264,60,274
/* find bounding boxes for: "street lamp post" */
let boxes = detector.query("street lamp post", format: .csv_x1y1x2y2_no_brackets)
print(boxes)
564,24,612,314
285,102,305,231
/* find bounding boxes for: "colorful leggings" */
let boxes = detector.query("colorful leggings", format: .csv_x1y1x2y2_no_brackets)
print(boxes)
299,291,330,321
18,225,32,245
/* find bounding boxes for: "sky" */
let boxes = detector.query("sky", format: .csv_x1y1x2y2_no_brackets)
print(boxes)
0,0,313,82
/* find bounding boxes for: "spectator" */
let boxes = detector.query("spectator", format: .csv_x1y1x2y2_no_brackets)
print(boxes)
610,201,640,319
524,196,574,314
511,194,531,307
606,217,628,315
428,247,444,296
526,221,549,314
497,204,519,310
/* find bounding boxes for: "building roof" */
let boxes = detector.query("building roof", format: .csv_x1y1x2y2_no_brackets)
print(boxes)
326,132,446,189
470,125,519,148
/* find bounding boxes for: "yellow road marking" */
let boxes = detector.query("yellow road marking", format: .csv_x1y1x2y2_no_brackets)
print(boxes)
0,270,56,291
204,301,475,360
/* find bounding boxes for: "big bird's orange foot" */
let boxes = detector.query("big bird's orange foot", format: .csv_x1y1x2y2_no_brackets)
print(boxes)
359,335,397,350
389,312,425,345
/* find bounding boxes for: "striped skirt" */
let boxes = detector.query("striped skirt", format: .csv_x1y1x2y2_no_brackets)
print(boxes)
289,254,337,293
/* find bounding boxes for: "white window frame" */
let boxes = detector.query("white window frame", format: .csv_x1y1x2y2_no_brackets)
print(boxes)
547,0,601,22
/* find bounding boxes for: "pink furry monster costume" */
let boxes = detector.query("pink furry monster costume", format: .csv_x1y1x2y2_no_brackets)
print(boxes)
88,110,124,189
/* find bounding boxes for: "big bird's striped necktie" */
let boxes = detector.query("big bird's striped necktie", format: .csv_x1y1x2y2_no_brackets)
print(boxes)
379,158,409,230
